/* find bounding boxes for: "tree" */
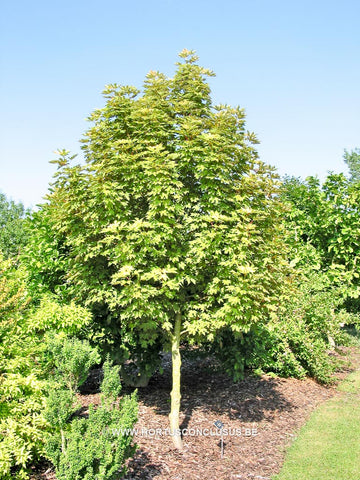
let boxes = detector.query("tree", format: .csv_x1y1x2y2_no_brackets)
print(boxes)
37,50,290,449
23,206,70,299
0,193,29,258
281,174,360,305
344,148,360,183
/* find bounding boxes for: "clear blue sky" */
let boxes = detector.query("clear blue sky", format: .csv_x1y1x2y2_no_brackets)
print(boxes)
1,0,359,208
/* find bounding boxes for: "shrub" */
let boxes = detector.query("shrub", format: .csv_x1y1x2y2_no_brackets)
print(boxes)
44,336,101,393
27,294,93,336
0,256,48,479
0,374,49,480
0,254,96,479
45,359,138,480
213,272,357,384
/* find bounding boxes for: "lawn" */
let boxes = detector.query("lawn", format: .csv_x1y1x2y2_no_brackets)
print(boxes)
274,364,360,480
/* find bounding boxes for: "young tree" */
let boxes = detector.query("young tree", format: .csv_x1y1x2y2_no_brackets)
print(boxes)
40,50,289,449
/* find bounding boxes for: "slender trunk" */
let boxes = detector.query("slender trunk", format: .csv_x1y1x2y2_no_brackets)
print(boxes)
169,312,183,450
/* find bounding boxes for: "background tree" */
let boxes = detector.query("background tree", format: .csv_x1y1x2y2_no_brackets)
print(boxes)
23,206,70,300
210,171,360,386
281,173,360,308
344,147,360,184
35,50,290,449
0,192,29,258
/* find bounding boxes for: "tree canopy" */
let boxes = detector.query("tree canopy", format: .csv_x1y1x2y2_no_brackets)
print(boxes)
344,147,360,184
281,173,360,307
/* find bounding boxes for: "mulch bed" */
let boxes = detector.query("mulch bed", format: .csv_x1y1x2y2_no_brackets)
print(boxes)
30,347,360,480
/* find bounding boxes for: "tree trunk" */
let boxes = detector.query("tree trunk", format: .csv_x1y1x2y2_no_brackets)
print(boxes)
169,312,183,450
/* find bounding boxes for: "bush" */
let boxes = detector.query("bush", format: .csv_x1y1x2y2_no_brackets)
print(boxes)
0,256,49,480
213,272,357,384
44,336,101,393
28,294,93,336
0,255,96,479
0,374,49,480
45,359,138,480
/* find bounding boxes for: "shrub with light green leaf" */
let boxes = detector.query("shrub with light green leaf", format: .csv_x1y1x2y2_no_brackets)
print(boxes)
0,254,95,479
28,294,93,336
0,374,49,480
0,255,48,479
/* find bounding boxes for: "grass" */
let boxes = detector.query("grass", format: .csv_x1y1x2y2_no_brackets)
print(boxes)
273,353,360,480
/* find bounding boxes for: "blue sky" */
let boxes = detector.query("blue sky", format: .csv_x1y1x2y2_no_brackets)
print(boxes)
1,0,359,208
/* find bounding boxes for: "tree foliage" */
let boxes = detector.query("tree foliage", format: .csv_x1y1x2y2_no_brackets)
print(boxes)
344,147,360,184
22,207,70,300
281,173,360,303
0,193,29,259
40,50,289,340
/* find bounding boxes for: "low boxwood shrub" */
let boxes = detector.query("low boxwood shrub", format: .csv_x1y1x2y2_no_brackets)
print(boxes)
45,358,138,480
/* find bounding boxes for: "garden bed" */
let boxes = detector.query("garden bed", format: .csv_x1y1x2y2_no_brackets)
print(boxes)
30,347,360,480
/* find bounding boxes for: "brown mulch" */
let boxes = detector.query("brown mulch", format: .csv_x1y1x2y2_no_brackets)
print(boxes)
30,347,360,480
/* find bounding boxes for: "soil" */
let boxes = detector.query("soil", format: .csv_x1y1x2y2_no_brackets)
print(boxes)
30,346,360,480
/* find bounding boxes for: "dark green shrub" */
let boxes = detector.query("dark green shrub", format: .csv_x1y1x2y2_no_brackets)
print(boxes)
45,359,138,480
45,336,101,392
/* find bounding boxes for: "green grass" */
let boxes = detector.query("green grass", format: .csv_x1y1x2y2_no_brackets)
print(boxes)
273,366,360,480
